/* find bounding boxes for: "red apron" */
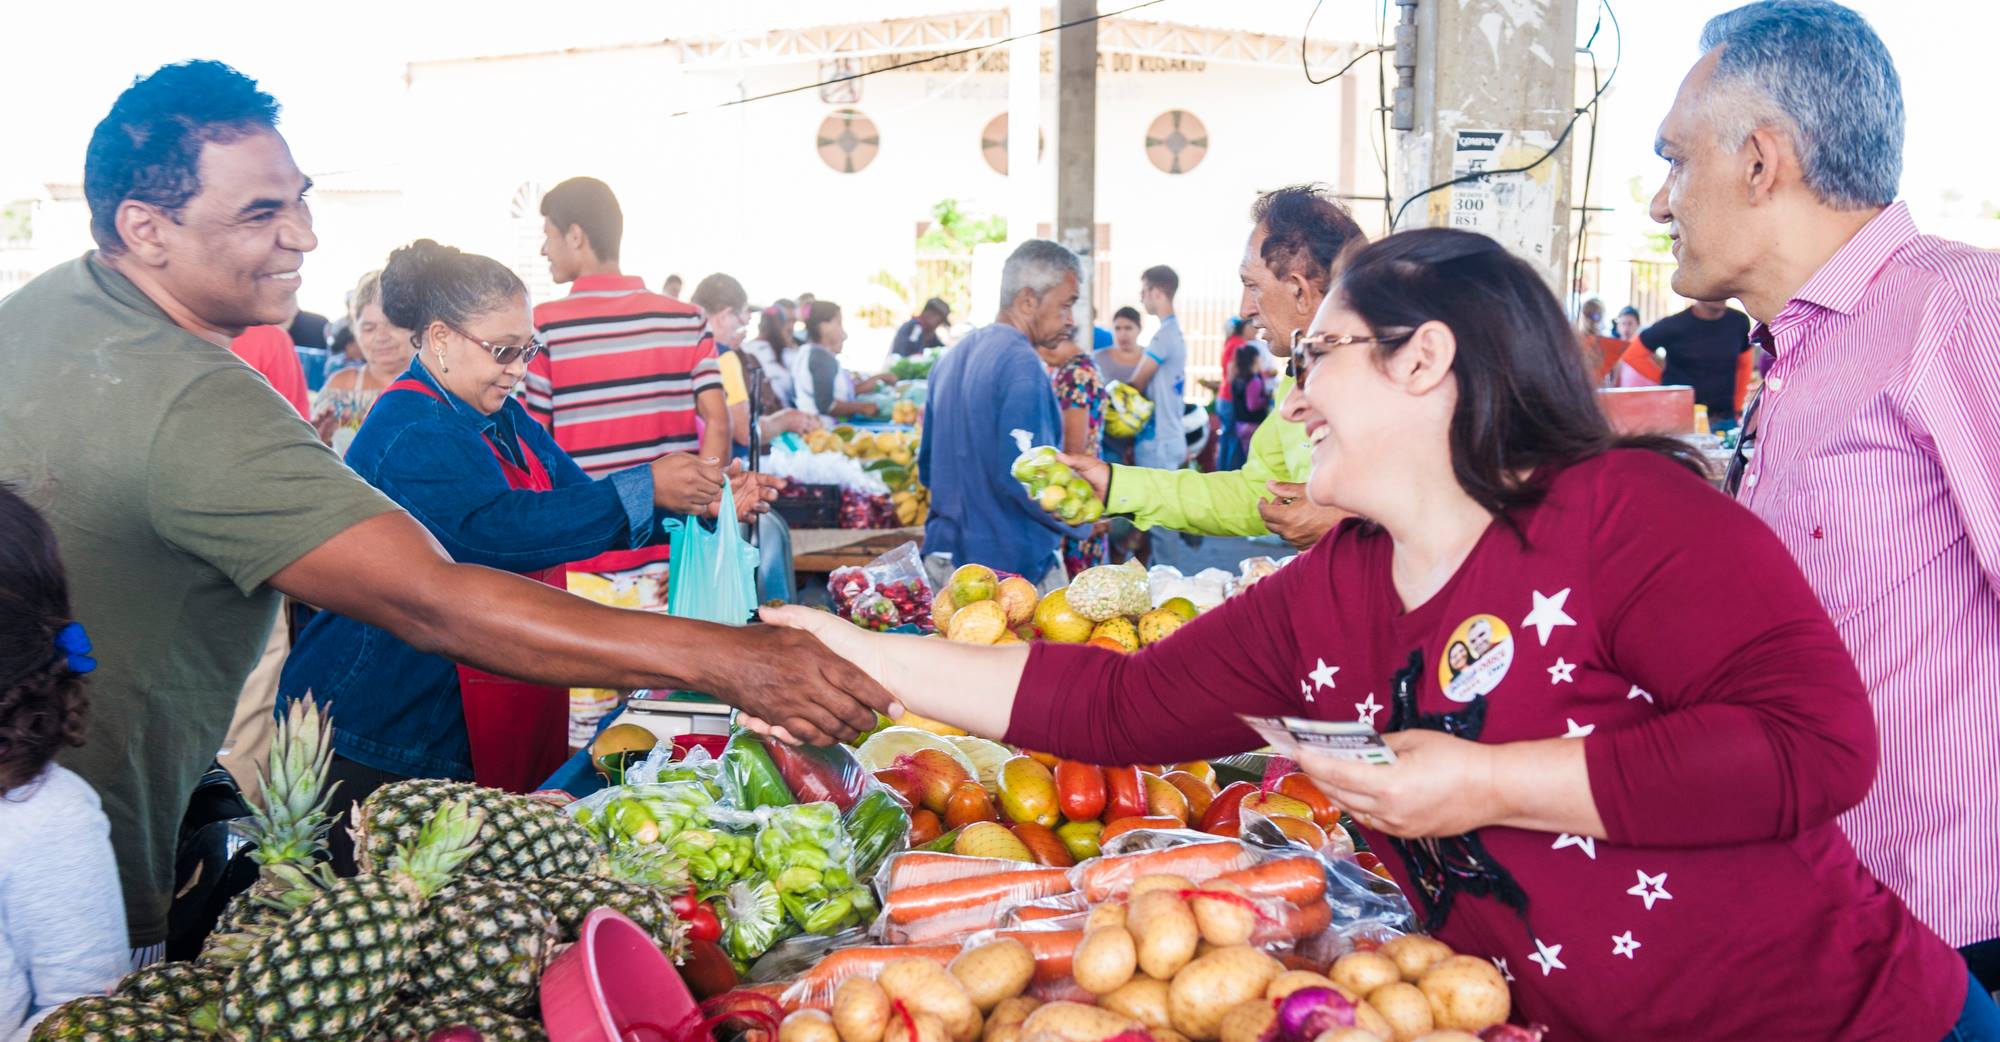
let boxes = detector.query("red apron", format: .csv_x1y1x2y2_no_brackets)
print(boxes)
386,378,571,792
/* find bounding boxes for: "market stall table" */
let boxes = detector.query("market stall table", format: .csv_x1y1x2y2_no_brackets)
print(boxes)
791,525,924,576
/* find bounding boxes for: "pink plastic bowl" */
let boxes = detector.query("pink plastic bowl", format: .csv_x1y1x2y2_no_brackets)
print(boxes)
541,907,702,1042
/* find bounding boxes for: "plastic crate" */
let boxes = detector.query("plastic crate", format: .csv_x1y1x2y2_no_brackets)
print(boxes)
773,482,841,528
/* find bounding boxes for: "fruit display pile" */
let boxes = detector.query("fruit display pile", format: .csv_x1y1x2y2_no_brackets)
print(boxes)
32,702,696,1042
796,427,930,527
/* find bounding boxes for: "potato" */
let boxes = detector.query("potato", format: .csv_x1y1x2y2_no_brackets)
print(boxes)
880,957,983,1042
1350,1001,1394,1041
885,1009,951,1042
1377,937,1453,982
1073,926,1139,995
1311,1032,1385,1042
1408,1034,1481,1042
1330,952,1401,998
1086,902,1128,930
1167,946,1284,1041
951,939,1036,1011
1100,978,1173,1030
1365,982,1433,1042
1416,956,1509,1032
1130,873,1197,898
1216,999,1278,1042
784,1010,844,1042
1266,971,1335,1002
1128,891,1201,980
984,997,1042,1042
834,977,893,1042
1186,881,1256,947
1020,1001,1140,1042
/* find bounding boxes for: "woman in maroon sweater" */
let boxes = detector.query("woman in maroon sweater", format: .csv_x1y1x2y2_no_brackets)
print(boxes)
764,230,1991,1040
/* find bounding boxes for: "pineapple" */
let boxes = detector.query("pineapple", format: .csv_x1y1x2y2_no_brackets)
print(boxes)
368,1001,548,1042
28,996,209,1041
515,874,689,961
113,961,225,1030
206,699,342,960
353,780,595,880
406,877,561,1014
219,800,485,1042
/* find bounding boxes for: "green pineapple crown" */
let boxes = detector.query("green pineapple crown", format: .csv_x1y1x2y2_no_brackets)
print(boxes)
388,799,489,899
241,698,341,869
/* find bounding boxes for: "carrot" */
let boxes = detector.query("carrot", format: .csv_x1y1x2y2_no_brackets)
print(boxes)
1211,857,1328,906
1072,840,1261,901
783,945,959,1010
1250,896,1334,945
996,929,1084,984
885,867,1073,924
884,851,1025,893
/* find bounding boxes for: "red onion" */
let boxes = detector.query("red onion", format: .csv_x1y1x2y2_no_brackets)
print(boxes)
1276,987,1357,1040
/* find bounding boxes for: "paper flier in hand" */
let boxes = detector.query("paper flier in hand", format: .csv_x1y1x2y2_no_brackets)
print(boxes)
1237,714,1398,766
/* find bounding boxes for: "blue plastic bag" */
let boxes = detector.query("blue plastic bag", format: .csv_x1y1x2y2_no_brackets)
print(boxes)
661,477,762,627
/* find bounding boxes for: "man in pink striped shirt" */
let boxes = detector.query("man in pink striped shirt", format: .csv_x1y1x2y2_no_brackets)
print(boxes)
1653,0,2000,992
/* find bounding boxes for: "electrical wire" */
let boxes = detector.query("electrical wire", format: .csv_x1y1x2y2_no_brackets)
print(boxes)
669,0,1170,117
1375,0,1394,230
1570,8,1604,306
1303,0,1382,85
1388,0,1621,232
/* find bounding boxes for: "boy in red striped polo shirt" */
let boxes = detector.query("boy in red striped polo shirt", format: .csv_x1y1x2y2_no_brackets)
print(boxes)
530,178,728,741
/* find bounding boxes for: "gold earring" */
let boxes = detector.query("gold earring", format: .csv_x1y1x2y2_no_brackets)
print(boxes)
434,347,449,375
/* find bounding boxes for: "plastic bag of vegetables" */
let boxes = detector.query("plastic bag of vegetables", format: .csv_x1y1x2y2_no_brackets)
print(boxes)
718,876,790,970
844,788,911,883
1104,380,1155,438
1009,430,1104,526
625,743,724,798
754,802,879,934
719,729,795,810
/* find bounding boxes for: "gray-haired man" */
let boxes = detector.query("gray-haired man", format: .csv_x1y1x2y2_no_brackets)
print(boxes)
1653,0,2000,998
918,240,1092,592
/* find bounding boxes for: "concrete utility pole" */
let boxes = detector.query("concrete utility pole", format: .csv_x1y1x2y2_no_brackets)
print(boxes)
1392,0,1579,289
1006,0,1043,249
1055,0,1097,339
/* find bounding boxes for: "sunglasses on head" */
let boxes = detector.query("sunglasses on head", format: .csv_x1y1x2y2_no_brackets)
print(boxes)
446,323,543,365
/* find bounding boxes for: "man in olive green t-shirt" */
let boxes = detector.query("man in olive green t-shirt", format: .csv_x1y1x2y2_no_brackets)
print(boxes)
0,61,896,951
1060,186,1365,551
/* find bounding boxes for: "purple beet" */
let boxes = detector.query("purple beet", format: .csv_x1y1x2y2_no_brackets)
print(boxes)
1277,987,1357,1041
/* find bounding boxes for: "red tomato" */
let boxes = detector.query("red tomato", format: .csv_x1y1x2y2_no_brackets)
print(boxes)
1099,815,1184,845
1055,761,1108,822
1199,780,1257,836
908,808,943,847
1275,772,1341,828
944,780,999,829
1103,766,1148,822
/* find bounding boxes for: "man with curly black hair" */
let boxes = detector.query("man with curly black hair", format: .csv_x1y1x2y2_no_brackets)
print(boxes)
0,485,127,1038
0,60,896,957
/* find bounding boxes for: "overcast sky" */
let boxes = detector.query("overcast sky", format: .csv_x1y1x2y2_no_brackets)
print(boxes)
5,1,1993,237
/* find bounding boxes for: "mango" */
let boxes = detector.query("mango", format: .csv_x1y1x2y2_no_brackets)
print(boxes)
1141,772,1191,824
995,576,1040,628
1033,588,1096,643
1056,819,1105,861
945,599,1008,644
998,756,1060,827
954,820,1034,861
1160,597,1199,621
947,564,999,607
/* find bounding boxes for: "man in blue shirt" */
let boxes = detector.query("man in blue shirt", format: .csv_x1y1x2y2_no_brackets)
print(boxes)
1129,265,1187,471
891,297,951,357
919,241,1091,590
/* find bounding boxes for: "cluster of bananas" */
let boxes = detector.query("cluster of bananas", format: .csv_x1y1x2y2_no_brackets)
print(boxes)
892,483,930,526
803,427,917,467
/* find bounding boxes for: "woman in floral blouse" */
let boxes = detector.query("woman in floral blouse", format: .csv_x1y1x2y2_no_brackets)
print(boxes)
1037,333,1109,575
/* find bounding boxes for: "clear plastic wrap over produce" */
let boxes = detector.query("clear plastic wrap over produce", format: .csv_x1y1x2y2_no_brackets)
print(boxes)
829,541,935,632
721,729,797,810
565,780,758,887
746,926,875,985
756,802,880,934
1103,380,1155,439
1010,429,1105,525
875,857,1075,945
623,743,723,793
775,944,960,1012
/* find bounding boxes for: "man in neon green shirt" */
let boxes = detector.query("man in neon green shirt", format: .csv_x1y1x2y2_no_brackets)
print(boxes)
1062,186,1366,549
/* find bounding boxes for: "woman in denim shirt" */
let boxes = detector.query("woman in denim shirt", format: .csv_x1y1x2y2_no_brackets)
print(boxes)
279,240,775,873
